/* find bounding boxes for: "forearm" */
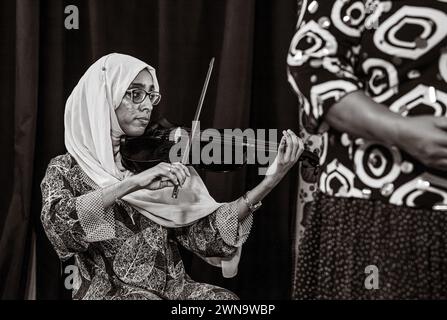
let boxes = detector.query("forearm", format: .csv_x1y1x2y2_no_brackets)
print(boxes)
101,176,140,207
177,178,276,253
235,177,278,221
325,90,402,146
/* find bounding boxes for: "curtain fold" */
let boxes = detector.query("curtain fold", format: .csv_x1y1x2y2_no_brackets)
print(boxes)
0,0,40,300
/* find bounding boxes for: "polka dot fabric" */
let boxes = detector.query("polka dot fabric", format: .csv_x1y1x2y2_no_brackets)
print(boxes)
216,201,253,247
293,192,447,299
76,189,116,242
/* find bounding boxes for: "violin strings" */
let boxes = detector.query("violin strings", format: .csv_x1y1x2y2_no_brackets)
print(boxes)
156,131,282,152
152,128,310,154
180,136,279,153
156,128,282,145
156,137,279,152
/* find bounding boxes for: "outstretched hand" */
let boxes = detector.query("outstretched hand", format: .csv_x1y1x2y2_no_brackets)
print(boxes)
264,129,304,186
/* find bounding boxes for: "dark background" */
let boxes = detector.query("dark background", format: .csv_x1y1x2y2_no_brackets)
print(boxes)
0,0,300,299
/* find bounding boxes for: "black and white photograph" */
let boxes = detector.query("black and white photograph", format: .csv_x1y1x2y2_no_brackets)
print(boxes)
1,0,447,309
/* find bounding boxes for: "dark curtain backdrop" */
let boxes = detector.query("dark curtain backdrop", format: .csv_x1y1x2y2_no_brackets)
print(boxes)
0,0,300,299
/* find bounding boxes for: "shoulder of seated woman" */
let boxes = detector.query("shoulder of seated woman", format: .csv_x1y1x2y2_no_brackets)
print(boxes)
48,153,76,172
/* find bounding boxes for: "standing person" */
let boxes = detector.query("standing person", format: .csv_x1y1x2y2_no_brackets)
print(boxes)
288,0,447,299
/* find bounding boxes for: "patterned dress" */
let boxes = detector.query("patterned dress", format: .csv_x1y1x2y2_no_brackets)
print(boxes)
40,153,252,300
288,0,447,299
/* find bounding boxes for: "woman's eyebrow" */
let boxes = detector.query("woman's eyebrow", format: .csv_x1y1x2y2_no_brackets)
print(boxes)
129,83,156,91
129,83,146,88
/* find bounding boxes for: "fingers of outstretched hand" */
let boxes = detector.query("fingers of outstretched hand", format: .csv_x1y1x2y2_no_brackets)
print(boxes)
278,135,286,156
287,129,300,162
282,130,293,162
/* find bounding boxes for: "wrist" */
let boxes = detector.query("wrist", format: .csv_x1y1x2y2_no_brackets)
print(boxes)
127,175,144,191
242,191,262,214
386,114,406,148
367,105,404,147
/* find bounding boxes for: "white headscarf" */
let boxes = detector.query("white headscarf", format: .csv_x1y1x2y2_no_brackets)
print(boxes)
64,53,222,227
65,53,244,277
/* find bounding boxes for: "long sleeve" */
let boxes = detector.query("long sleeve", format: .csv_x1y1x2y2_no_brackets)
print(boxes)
40,156,116,260
173,201,253,258
287,0,370,133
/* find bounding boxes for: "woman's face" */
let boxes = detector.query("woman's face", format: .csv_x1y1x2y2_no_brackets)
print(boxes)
116,69,156,136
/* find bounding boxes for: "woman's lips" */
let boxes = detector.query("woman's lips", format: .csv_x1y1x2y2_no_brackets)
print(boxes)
137,117,149,125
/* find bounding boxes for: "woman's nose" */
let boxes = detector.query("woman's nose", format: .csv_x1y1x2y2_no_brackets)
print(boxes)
139,99,153,113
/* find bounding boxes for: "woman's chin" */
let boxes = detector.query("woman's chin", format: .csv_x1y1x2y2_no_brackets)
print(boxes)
125,126,147,137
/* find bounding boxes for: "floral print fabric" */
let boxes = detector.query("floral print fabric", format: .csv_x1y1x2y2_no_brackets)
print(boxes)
41,153,252,300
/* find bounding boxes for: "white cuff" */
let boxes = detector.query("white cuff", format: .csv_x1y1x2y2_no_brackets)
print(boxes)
76,189,115,242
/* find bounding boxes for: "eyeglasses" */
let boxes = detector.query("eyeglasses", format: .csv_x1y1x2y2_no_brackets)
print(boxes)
126,88,162,105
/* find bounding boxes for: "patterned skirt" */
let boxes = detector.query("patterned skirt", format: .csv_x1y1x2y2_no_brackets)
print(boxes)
293,192,447,299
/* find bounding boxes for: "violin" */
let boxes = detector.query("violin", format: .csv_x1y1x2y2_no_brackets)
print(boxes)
120,57,320,198
120,116,321,173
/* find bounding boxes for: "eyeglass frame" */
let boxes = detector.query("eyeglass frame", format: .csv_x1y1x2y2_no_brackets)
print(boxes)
125,88,162,106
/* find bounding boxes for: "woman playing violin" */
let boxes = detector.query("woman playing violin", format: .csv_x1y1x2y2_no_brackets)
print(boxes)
40,53,303,300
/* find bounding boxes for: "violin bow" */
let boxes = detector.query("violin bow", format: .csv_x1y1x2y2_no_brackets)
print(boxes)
172,57,215,199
